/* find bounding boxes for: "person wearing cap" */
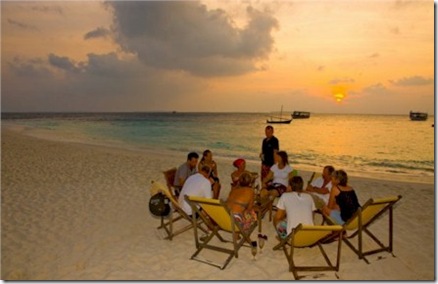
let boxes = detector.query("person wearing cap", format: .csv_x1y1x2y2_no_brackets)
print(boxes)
231,158,246,187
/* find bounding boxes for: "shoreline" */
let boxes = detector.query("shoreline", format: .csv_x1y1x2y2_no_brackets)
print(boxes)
1,128,434,280
3,124,434,185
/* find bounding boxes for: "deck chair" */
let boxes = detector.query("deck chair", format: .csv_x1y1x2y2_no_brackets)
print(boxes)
150,180,208,240
273,224,343,280
163,167,181,197
184,195,258,270
324,195,402,264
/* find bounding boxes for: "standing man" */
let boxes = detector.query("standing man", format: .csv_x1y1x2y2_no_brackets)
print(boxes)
173,152,199,195
260,125,279,182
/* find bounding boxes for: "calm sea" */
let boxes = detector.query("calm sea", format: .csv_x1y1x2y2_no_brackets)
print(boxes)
2,112,435,184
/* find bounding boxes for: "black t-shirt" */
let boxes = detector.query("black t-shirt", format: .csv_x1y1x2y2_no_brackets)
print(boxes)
261,136,279,167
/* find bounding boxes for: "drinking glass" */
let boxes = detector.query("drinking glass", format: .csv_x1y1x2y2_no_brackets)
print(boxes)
251,241,257,260
258,234,266,253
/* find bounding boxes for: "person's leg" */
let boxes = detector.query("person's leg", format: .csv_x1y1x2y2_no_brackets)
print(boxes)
276,220,288,239
212,182,221,199
329,210,345,225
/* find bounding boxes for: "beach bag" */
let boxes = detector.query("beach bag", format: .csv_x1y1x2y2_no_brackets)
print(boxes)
149,192,171,217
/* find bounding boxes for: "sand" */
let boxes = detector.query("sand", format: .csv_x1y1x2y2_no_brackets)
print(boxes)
1,128,434,280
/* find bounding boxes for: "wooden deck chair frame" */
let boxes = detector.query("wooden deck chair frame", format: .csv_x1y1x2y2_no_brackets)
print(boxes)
325,195,402,264
163,167,181,197
273,224,343,280
185,195,258,270
150,181,208,240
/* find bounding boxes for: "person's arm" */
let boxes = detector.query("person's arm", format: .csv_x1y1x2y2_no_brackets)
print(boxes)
262,171,274,186
273,209,286,228
327,185,339,210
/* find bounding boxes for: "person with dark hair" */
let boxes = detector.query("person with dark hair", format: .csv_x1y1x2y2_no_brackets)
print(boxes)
178,165,213,216
306,165,335,209
226,171,257,238
260,151,293,199
322,169,361,225
198,149,221,199
273,176,315,239
260,125,279,182
173,152,199,190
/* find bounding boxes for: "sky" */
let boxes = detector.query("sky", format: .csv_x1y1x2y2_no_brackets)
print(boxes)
1,0,435,114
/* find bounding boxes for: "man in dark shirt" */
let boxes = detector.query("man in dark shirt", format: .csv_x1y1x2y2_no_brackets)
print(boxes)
260,125,279,181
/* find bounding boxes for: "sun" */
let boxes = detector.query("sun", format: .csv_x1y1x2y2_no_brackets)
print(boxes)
334,93,345,102
332,86,347,103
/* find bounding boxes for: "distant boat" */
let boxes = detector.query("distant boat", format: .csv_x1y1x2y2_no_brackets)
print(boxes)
409,111,428,121
292,111,311,119
266,106,292,124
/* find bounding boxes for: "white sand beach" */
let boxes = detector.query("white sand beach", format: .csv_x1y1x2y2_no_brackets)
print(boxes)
1,128,434,280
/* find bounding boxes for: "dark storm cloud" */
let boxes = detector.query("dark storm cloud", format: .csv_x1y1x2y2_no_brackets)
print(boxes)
106,1,278,77
84,27,111,40
389,76,434,86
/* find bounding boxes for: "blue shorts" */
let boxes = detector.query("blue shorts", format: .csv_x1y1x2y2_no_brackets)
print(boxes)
330,210,345,225
276,220,288,239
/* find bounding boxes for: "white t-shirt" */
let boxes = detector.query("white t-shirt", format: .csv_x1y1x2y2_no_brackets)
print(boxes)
276,192,315,235
270,164,293,186
310,177,333,205
178,173,212,215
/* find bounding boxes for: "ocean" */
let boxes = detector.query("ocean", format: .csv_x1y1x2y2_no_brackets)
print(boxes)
2,112,435,184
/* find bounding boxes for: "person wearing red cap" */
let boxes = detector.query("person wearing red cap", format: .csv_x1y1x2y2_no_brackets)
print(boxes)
231,158,246,187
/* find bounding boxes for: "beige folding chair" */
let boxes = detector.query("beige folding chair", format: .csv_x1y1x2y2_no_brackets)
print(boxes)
163,167,182,197
184,195,258,270
150,180,208,240
273,223,343,280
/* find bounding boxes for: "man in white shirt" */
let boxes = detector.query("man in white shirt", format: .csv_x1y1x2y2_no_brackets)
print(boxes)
178,165,213,216
306,165,335,209
273,176,315,239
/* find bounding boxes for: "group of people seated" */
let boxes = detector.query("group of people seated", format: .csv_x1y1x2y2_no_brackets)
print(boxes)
172,150,361,241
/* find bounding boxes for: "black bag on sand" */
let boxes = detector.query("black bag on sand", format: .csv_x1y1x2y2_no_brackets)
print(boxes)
149,192,171,217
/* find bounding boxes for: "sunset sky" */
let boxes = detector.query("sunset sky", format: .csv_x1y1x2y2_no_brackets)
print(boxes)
2,0,434,114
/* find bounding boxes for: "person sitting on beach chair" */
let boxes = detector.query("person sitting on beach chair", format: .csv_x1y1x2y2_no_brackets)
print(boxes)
173,152,199,196
322,169,360,225
198,149,221,199
231,158,246,187
226,171,257,239
178,164,213,217
273,176,315,239
260,151,294,200
306,165,335,209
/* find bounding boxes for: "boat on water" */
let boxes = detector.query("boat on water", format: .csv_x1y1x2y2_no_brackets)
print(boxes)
409,111,428,121
266,106,292,124
292,111,310,119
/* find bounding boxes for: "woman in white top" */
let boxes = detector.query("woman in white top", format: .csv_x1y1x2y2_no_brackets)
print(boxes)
260,151,293,199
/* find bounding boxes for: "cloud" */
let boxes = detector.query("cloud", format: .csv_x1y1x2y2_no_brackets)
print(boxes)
328,77,355,85
106,1,278,77
7,18,38,30
317,65,325,71
362,83,389,96
369,53,379,58
84,27,111,40
389,76,434,86
48,54,81,73
30,5,63,15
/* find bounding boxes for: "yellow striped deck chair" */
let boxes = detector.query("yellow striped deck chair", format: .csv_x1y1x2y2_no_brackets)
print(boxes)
325,195,402,263
150,181,208,240
184,195,258,270
273,224,343,280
